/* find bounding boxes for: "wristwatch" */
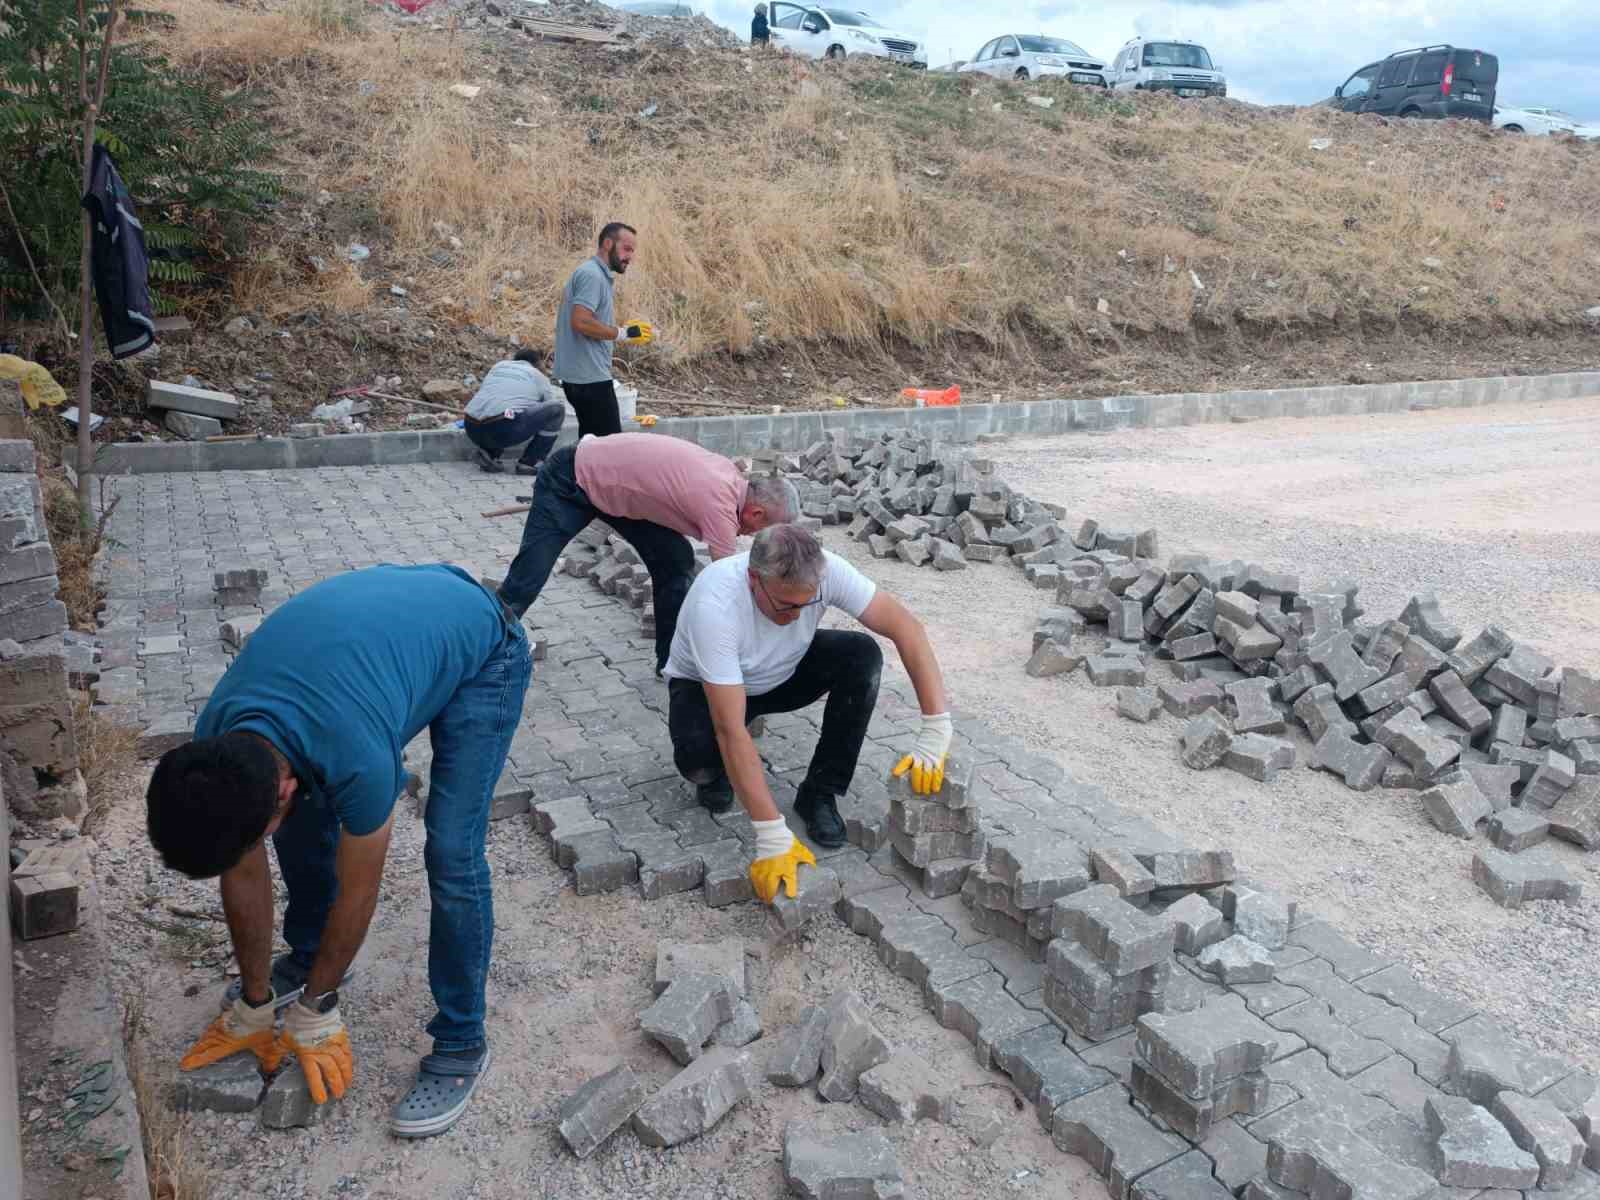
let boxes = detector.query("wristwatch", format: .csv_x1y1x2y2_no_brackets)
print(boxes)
300,988,339,1014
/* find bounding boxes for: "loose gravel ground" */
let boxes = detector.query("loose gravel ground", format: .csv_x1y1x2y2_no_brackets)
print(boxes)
824,394,1600,1074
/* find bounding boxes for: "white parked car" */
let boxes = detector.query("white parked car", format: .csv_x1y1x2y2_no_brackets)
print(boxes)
1493,105,1593,137
1106,37,1227,98
766,5,927,68
957,34,1108,86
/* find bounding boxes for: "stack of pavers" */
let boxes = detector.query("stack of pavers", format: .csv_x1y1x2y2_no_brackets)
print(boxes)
558,522,713,638
764,431,1101,572
1019,534,1600,900
885,756,987,899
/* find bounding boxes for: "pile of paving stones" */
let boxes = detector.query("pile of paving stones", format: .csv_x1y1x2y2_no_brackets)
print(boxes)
1020,536,1600,910
771,432,1140,573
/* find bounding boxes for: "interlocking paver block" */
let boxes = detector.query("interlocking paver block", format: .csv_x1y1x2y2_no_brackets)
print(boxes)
1223,734,1296,783
1227,679,1285,735
1198,936,1274,985
1353,964,1473,1034
1264,999,1390,1077
1424,1094,1540,1189
623,833,707,900
1092,847,1157,900
891,795,979,836
1491,1090,1587,1190
817,990,892,1102
993,1024,1113,1129
838,885,917,940
1420,771,1491,839
1463,761,1522,812
1118,686,1163,723
1163,894,1226,956
698,838,755,907
1429,669,1492,735
632,1047,757,1148
1026,637,1084,678
1131,1057,1270,1142
174,1053,265,1113
1399,592,1462,652
783,1125,904,1200
1307,630,1383,702
1264,1109,1437,1200
558,1062,649,1158
1472,847,1583,908
767,1005,829,1087
654,937,746,997
1050,884,1175,975
771,865,842,933
1284,922,1387,981
878,913,990,994
1485,644,1552,708
259,1062,330,1129
1138,849,1235,889
928,970,1048,1067
1446,1033,1527,1105
1309,728,1392,792
1548,777,1600,849
1379,706,1461,779
857,1051,954,1123
1089,655,1148,687
1160,680,1225,719
1294,683,1357,742
1136,995,1281,1100
1488,807,1550,852
1052,1082,1188,1200
1232,890,1290,950
639,972,737,1065
1181,709,1234,770
1524,751,1577,809
1447,625,1514,686
987,834,1091,910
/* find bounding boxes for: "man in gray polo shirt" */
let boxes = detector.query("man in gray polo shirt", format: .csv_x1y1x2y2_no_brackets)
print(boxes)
554,222,653,438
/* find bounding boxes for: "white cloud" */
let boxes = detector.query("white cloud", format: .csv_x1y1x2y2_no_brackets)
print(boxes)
704,0,1600,119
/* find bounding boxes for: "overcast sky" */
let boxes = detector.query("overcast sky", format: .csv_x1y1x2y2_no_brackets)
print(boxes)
703,0,1600,119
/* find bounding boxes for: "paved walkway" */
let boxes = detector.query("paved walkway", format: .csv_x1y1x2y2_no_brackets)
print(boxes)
90,460,1600,1198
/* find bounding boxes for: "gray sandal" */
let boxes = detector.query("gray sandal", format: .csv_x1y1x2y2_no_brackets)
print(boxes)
390,1047,493,1139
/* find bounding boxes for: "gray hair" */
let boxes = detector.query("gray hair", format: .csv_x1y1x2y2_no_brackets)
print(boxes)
747,475,801,523
749,523,825,586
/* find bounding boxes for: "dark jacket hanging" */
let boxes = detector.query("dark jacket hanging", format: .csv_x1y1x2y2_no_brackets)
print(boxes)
81,143,156,359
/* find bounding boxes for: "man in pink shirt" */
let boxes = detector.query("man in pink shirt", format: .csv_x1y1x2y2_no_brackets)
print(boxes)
497,433,799,670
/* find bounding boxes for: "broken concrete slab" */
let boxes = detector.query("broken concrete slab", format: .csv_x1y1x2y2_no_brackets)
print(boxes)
1424,1094,1540,1189
558,1062,649,1158
632,1047,757,1148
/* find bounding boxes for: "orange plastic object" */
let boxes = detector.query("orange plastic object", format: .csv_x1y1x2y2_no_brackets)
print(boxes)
901,385,961,407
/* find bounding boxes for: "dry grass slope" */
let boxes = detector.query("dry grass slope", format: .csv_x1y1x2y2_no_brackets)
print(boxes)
152,0,1600,369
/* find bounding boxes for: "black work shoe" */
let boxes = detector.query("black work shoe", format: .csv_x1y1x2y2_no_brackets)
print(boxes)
472,448,505,474
514,462,541,476
696,774,733,814
794,788,847,849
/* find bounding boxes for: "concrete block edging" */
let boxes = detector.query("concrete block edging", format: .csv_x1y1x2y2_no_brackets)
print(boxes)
88,370,1600,475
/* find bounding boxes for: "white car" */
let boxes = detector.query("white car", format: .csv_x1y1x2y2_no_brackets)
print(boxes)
957,34,1107,86
766,5,927,68
1493,105,1592,137
1106,36,1227,98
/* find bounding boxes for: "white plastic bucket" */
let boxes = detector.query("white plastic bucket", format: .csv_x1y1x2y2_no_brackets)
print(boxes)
557,383,638,427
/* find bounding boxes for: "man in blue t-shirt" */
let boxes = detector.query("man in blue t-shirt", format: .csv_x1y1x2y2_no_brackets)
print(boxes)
147,565,531,1139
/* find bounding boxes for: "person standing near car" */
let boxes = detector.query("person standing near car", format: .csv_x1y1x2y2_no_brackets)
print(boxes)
461,349,566,476
751,3,769,46
554,222,653,439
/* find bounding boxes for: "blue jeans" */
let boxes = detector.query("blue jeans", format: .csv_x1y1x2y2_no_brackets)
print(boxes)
499,444,694,672
272,603,532,1055
464,401,565,468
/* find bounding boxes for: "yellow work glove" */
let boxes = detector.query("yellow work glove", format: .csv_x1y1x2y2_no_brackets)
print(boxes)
749,818,817,904
892,712,954,796
615,319,654,347
0,354,67,410
277,998,354,1104
180,991,282,1073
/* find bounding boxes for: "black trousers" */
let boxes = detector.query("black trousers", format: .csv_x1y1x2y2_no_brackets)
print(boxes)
668,631,883,800
499,445,692,671
562,379,620,438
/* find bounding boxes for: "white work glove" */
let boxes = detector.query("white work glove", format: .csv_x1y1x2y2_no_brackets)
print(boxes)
893,712,954,795
752,817,793,860
749,817,816,904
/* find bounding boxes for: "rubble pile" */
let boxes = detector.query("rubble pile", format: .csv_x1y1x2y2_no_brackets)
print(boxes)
1019,535,1599,908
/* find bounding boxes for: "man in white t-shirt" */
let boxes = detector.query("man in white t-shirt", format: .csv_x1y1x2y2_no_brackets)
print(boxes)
664,524,954,903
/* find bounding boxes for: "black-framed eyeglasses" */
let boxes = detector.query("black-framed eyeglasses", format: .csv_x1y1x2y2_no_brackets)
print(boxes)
757,575,824,615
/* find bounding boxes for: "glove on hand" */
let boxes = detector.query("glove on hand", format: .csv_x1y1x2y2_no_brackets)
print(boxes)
181,992,281,1072
892,712,954,796
616,319,654,346
749,821,818,904
278,999,354,1104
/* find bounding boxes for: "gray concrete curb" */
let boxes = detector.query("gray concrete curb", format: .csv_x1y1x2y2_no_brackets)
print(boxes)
90,370,1600,475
